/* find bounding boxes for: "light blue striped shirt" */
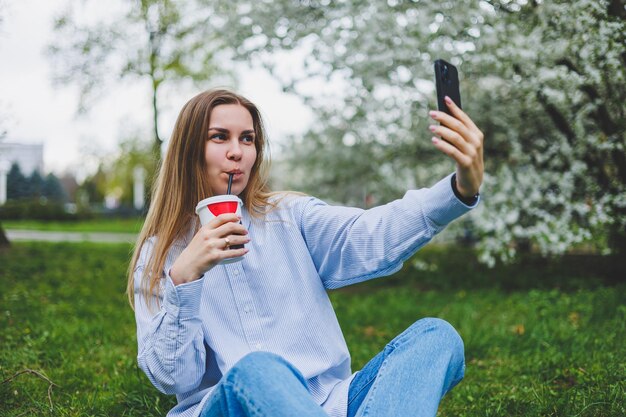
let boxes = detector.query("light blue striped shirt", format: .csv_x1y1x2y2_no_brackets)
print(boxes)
133,173,477,417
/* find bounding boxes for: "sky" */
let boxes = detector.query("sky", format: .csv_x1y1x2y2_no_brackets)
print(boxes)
0,0,312,179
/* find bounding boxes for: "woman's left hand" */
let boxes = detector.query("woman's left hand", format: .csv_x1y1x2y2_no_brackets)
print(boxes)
429,96,484,198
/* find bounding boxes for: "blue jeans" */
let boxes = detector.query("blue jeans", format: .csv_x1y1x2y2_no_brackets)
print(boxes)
199,318,465,417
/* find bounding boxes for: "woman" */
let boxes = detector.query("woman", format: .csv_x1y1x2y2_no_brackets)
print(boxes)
128,89,484,417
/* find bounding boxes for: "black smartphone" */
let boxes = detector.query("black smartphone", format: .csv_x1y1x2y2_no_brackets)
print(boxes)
434,59,462,116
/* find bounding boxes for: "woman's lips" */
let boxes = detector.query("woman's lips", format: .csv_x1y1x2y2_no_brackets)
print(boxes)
226,171,243,180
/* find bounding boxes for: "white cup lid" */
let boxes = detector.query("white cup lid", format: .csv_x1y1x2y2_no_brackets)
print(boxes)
195,195,242,214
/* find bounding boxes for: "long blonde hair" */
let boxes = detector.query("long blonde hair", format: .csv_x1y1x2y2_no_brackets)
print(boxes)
127,89,274,309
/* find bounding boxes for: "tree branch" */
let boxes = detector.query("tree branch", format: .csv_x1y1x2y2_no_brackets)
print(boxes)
1,369,58,411
536,90,576,142
535,90,611,189
607,0,626,19
555,57,581,74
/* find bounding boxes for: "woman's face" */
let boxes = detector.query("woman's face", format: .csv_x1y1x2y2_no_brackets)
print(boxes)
205,104,258,196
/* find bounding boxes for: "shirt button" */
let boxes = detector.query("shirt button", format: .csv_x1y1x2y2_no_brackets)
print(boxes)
244,305,252,313
233,269,240,276
255,343,262,350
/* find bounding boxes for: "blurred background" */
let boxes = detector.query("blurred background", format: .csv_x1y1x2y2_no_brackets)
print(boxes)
0,1,624,416
1,0,624,263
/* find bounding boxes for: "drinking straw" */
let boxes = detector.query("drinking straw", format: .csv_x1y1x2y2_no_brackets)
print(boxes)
227,173,234,194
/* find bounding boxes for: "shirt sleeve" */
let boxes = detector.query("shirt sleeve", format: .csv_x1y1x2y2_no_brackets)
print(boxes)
133,239,207,395
296,173,479,289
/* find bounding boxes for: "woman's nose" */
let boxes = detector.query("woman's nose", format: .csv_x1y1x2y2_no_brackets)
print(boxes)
226,139,242,160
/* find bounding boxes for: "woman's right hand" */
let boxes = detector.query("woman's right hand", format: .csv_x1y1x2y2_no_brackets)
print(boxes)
169,213,250,285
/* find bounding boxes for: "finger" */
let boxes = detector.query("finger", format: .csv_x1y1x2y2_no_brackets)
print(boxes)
214,247,249,261
430,110,479,147
431,137,472,167
213,221,248,237
222,234,251,247
443,96,483,140
429,124,472,154
205,213,242,230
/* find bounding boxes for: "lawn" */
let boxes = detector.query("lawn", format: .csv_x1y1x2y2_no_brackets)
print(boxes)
0,243,624,416
1,218,144,234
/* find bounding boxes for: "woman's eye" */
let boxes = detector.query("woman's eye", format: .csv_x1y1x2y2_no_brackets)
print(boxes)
210,133,227,141
242,135,255,143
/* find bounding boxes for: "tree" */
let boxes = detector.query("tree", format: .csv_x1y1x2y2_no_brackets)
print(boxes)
43,173,68,202
0,155,7,249
77,164,108,208
466,0,626,262
6,163,28,200
106,135,156,208
48,0,231,158
28,170,44,199
214,0,486,202
215,0,626,264
5,165,66,202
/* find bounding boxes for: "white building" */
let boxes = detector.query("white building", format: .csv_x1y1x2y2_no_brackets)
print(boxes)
0,141,44,204
0,142,44,175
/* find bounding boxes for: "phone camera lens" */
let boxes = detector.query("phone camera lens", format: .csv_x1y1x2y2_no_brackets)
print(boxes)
442,66,449,83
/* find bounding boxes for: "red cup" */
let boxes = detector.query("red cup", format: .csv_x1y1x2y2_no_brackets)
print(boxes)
195,195,244,264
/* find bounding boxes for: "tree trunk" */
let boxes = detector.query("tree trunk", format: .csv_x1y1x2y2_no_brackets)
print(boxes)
0,223,10,249
152,77,162,159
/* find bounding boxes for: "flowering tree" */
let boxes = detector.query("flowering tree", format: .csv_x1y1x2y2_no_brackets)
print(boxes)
215,0,626,264
467,0,626,263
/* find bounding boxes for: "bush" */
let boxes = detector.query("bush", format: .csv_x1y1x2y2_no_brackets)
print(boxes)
0,199,92,221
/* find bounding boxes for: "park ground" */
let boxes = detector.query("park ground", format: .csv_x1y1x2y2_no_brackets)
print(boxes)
0,237,624,416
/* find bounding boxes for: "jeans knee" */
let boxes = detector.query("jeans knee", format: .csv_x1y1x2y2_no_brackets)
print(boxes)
227,351,298,386
407,318,465,368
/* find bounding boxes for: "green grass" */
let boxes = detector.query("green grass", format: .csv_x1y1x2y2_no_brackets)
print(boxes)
0,243,624,416
1,218,144,234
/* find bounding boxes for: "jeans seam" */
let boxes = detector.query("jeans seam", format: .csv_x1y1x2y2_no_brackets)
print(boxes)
223,377,264,417
359,345,395,416
347,373,378,407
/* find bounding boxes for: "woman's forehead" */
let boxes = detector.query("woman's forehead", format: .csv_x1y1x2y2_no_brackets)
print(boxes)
209,104,254,129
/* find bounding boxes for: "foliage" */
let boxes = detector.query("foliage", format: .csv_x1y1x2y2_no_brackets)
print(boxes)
468,0,626,263
0,200,88,221
47,0,231,156
6,163,67,202
215,0,626,264
0,243,624,416
76,135,156,209
77,163,107,207
107,135,158,207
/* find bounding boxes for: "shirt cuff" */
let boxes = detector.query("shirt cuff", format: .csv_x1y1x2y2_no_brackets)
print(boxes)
163,272,204,320
451,173,480,206
419,173,480,227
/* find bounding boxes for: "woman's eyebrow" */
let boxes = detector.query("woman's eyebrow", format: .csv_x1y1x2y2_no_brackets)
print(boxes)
208,127,254,135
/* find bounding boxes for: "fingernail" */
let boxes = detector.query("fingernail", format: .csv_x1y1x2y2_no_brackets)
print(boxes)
431,137,439,144
429,111,438,118
445,96,452,104
429,125,436,132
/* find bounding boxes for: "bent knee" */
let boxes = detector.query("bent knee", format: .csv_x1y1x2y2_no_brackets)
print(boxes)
423,318,463,345
227,351,298,385
232,351,288,373
408,318,465,361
